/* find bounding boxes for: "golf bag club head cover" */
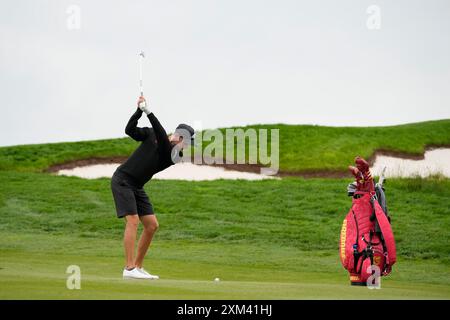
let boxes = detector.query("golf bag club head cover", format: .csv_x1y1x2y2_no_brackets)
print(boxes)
340,157,396,286
348,157,375,193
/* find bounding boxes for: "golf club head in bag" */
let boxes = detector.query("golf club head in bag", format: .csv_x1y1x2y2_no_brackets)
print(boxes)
340,157,396,286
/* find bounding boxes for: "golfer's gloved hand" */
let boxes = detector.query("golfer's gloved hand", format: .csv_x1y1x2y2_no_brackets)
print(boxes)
137,96,150,115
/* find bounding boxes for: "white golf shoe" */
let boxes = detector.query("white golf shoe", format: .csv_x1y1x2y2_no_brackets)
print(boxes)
123,267,153,280
137,268,159,280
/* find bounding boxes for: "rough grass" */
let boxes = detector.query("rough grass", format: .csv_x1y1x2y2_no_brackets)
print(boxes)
0,119,449,173
0,172,448,260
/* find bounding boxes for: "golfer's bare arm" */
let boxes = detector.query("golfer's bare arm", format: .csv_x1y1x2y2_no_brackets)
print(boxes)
125,108,150,141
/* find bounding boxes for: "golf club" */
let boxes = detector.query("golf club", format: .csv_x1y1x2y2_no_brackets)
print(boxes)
138,51,146,109
378,166,387,187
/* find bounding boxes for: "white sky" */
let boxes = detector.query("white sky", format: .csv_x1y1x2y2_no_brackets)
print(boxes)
1,0,449,146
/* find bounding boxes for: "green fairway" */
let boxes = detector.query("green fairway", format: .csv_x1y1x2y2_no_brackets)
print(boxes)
0,171,449,299
1,242,449,299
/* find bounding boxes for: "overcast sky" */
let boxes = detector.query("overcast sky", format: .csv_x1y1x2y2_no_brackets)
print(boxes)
1,0,449,146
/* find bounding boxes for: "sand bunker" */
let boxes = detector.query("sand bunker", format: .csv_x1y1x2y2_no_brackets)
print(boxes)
371,148,450,178
57,162,275,181
56,148,450,180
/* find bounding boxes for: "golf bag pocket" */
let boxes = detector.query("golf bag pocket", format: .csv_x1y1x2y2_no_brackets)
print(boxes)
339,211,356,272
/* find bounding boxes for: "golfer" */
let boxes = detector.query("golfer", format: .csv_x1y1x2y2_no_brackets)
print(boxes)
111,96,194,279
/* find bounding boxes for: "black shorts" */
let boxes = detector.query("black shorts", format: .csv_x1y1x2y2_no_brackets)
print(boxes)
111,172,154,218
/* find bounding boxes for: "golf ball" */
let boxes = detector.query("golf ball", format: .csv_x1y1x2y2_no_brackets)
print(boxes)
214,277,220,282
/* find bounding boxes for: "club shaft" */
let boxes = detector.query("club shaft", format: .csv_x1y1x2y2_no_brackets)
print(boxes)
139,55,143,96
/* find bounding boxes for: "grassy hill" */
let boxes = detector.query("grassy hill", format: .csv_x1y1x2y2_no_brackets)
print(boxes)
0,119,449,173
0,120,449,299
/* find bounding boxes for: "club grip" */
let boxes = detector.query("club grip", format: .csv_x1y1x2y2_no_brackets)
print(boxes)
138,101,147,109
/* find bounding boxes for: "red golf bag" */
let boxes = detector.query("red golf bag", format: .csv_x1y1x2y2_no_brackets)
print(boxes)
339,157,396,286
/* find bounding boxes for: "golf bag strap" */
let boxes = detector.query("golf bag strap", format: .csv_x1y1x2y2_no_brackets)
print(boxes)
353,249,361,272
374,202,397,267
355,249,372,274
